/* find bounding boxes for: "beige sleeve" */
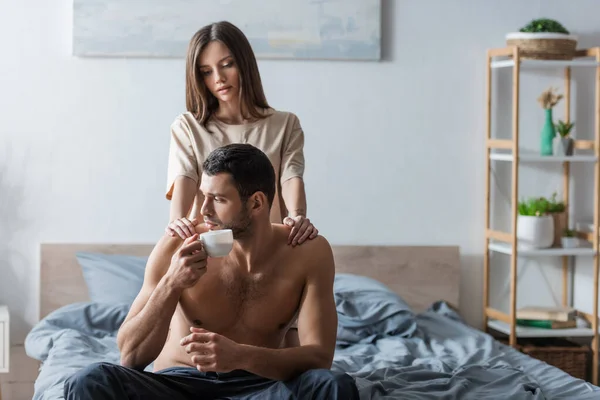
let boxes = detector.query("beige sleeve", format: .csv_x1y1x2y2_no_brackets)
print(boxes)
280,114,305,184
166,119,199,200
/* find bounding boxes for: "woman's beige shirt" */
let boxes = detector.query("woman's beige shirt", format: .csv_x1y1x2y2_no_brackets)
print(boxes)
166,109,305,223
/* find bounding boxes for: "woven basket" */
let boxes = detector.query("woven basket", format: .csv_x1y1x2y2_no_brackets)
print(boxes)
506,32,578,60
501,338,590,380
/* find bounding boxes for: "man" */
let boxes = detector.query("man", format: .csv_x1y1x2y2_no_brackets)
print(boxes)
64,144,359,399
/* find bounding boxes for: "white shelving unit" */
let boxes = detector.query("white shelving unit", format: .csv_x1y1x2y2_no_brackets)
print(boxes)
488,241,595,257
489,153,598,162
483,46,600,385
488,319,600,338
491,58,600,69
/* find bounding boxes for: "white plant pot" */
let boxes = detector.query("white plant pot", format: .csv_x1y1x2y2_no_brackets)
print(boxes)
517,215,554,249
553,136,574,156
561,237,579,248
505,32,578,41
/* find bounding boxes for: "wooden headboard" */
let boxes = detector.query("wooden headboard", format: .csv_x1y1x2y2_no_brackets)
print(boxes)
39,244,460,319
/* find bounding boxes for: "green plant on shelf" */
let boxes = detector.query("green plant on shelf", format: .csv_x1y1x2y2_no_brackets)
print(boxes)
518,193,564,216
563,228,575,237
518,197,550,216
555,120,575,138
519,18,570,34
547,192,565,213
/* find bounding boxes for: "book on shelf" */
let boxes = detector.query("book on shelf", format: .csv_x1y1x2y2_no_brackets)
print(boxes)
516,306,576,322
516,319,577,329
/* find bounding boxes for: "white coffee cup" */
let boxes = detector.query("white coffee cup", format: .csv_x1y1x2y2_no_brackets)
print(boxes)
199,229,234,257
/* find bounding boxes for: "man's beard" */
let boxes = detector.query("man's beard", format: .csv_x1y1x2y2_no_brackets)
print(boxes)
221,207,252,240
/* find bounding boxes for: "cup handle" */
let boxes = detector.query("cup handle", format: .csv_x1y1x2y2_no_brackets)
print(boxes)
198,236,211,257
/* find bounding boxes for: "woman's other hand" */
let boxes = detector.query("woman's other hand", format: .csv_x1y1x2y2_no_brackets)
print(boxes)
166,217,199,239
283,215,318,247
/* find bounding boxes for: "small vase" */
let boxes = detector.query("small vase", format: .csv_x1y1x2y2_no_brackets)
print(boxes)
553,136,574,156
561,237,579,248
540,108,555,156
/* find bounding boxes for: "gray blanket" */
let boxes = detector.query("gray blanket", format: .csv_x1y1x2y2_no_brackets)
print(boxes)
24,301,600,400
25,273,600,399
333,302,599,399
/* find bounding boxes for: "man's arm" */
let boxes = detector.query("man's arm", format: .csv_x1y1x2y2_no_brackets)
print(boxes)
116,235,183,370
238,236,337,380
117,226,207,370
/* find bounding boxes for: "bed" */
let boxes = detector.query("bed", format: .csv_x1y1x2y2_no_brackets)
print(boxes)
24,243,600,399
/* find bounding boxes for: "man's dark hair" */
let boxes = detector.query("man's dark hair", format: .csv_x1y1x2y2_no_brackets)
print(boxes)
202,144,276,207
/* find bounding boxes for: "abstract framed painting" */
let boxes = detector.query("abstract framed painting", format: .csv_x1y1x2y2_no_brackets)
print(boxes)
72,0,381,61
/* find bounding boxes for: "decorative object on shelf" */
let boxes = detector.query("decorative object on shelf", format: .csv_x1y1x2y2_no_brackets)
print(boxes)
516,318,576,329
506,18,578,60
538,87,563,156
561,229,579,248
553,120,575,156
547,192,567,247
517,196,555,249
517,305,577,322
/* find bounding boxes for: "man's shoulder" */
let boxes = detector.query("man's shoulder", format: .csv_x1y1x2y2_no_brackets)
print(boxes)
145,223,210,281
299,235,332,256
295,235,335,282
272,224,334,267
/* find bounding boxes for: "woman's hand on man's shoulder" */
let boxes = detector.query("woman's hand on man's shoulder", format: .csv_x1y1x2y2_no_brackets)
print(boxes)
283,215,319,247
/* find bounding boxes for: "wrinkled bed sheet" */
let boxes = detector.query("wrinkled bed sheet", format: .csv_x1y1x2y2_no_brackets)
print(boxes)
333,301,600,399
25,300,600,400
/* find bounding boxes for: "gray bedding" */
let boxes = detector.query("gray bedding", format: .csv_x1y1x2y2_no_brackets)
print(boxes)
25,274,600,400
334,301,600,399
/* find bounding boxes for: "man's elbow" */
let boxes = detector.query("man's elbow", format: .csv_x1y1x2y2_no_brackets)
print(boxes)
312,347,334,370
119,354,136,369
117,340,137,368
117,335,146,370
119,351,148,371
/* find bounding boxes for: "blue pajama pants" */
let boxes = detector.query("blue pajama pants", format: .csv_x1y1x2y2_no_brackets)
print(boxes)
63,362,359,399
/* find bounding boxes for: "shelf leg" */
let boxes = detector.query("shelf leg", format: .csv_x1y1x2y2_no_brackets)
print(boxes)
483,49,492,332
592,48,600,387
509,46,520,347
563,66,571,308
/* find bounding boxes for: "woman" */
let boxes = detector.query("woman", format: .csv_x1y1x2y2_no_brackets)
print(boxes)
165,21,318,247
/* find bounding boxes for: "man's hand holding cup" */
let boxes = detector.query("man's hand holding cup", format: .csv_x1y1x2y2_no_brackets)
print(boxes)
167,234,208,291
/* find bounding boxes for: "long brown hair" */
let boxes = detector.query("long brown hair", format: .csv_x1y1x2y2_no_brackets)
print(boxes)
185,21,271,128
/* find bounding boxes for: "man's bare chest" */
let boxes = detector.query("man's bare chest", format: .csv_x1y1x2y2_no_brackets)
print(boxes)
177,264,303,338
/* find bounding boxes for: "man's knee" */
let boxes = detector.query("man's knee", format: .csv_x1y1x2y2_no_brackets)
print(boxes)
64,362,121,398
298,368,359,399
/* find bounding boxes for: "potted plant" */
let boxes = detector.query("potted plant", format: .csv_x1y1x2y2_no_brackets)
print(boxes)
561,229,579,248
554,120,575,156
506,18,578,60
537,87,563,156
517,196,555,249
547,192,567,247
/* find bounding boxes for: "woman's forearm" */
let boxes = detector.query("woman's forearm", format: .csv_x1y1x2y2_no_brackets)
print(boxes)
170,176,199,221
281,177,307,218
